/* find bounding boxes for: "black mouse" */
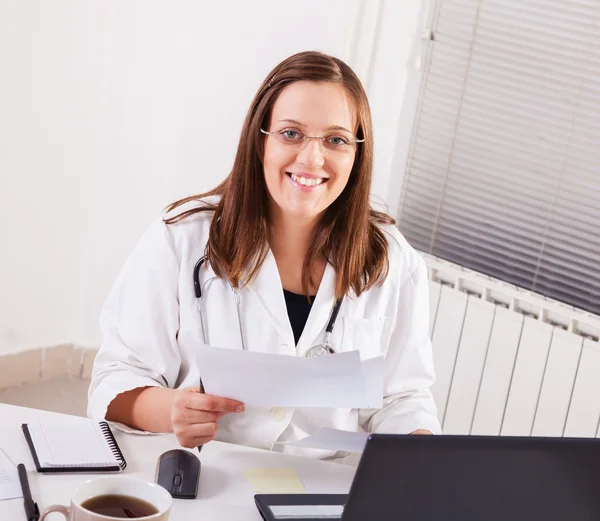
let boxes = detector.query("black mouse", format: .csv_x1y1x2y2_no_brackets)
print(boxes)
156,449,201,499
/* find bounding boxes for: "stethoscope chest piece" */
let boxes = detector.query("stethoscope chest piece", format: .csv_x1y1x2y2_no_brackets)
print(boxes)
302,298,343,357
304,344,336,358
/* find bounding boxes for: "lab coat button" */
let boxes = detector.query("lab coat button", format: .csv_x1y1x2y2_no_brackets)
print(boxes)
270,407,286,421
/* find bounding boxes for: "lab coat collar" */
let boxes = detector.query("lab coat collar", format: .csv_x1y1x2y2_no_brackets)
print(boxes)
296,262,337,354
246,250,337,352
246,249,294,342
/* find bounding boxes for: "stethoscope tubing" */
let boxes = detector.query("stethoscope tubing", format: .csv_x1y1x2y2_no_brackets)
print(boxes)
193,256,343,356
194,256,246,350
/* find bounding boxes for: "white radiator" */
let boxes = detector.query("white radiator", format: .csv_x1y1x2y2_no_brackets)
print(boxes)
423,254,600,438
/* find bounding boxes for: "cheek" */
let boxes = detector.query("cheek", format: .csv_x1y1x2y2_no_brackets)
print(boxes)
263,141,288,177
332,157,355,187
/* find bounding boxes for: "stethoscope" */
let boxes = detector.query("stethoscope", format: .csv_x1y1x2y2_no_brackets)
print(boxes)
193,256,344,357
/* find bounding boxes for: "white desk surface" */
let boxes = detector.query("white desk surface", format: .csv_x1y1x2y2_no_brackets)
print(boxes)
0,403,355,520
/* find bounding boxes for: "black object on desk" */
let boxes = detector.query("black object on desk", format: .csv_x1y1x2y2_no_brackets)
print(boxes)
21,422,126,472
256,433,600,521
156,449,201,499
197,379,205,454
17,464,40,521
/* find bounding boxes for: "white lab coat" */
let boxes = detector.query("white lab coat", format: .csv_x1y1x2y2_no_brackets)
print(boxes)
88,202,441,460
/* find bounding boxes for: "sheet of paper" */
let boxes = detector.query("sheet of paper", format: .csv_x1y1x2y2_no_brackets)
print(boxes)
362,356,384,409
278,427,369,453
243,468,305,494
0,449,23,501
197,347,375,408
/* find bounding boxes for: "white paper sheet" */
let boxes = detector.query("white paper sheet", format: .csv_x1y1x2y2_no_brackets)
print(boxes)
0,449,23,501
196,347,382,409
278,427,369,453
361,356,384,409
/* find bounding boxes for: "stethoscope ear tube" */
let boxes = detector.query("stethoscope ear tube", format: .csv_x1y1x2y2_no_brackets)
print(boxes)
194,256,245,350
193,257,206,299
326,298,344,333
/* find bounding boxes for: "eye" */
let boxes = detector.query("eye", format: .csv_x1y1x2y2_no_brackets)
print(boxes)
326,135,350,146
279,129,303,141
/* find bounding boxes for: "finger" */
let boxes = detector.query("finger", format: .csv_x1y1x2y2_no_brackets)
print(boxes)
185,393,245,413
173,387,201,409
176,409,226,425
175,421,218,440
176,433,216,449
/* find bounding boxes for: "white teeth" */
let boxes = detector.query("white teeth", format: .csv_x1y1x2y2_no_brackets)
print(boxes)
290,174,324,187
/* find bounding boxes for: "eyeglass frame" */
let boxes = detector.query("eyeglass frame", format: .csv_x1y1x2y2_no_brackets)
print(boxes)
260,128,365,152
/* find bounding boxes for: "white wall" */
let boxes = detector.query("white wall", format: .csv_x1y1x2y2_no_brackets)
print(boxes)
354,0,431,218
0,0,424,353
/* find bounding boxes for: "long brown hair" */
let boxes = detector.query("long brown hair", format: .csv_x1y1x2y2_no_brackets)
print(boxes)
165,51,395,300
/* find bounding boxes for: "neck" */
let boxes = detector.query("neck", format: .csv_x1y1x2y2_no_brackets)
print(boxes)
268,204,328,295
269,209,318,260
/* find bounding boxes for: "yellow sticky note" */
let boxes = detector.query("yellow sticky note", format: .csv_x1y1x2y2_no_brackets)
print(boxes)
243,468,306,494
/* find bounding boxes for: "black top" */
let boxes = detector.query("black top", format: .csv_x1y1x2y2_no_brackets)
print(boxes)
283,289,315,345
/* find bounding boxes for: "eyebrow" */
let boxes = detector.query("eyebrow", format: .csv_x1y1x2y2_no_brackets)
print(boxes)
276,119,354,134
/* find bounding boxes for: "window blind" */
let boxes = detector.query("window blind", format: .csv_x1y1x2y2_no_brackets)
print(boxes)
398,0,600,316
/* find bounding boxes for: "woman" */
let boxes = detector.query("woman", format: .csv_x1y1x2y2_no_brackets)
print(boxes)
88,51,440,461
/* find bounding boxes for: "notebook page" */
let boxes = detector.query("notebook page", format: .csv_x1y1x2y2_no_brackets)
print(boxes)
28,418,119,468
0,449,22,500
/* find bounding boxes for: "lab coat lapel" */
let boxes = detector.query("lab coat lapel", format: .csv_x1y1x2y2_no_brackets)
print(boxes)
296,262,337,354
246,250,294,341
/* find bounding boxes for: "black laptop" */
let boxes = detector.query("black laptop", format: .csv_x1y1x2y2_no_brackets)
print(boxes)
255,433,600,521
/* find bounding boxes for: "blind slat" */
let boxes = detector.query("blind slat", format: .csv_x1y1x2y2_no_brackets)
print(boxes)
400,0,600,315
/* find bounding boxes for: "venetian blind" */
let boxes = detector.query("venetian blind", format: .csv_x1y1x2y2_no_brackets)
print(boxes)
398,0,600,315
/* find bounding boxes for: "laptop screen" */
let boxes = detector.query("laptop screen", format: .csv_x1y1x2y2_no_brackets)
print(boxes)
343,435,600,521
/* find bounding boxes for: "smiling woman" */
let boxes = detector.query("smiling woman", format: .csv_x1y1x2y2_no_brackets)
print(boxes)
88,51,440,458
262,82,361,221
164,52,392,301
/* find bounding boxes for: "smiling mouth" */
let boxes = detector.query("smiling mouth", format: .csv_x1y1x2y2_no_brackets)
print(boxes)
287,172,328,187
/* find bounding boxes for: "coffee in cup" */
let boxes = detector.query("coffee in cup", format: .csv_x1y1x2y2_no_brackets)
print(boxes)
40,476,172,521
80,494,159,518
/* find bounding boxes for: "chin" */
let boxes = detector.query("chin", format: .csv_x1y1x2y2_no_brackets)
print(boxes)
284,202,325,220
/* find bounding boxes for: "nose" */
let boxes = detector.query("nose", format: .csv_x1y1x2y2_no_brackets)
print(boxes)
297,138,325,168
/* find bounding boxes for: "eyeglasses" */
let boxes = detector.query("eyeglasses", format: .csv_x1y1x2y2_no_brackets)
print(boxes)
260,128,364,154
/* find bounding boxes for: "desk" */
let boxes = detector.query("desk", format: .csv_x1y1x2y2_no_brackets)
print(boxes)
0,404,355,520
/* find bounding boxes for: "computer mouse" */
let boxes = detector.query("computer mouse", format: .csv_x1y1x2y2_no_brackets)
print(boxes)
156,449,201,499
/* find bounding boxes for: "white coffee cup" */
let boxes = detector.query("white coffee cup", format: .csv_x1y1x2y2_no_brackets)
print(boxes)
40,476,172,521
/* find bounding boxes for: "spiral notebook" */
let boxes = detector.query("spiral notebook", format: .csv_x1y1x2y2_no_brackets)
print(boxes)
22,418,127,472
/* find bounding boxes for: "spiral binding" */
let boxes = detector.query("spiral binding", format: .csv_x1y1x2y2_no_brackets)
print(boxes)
99,421,127,470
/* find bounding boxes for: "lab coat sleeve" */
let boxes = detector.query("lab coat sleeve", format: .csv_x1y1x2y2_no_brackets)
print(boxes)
87,217,182,425
358,257,442,435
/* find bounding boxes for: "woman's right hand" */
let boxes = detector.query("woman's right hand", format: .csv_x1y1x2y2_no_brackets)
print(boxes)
170,387,245,448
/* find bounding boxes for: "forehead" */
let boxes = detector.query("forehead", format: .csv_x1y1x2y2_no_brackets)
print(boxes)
270,81,356,132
